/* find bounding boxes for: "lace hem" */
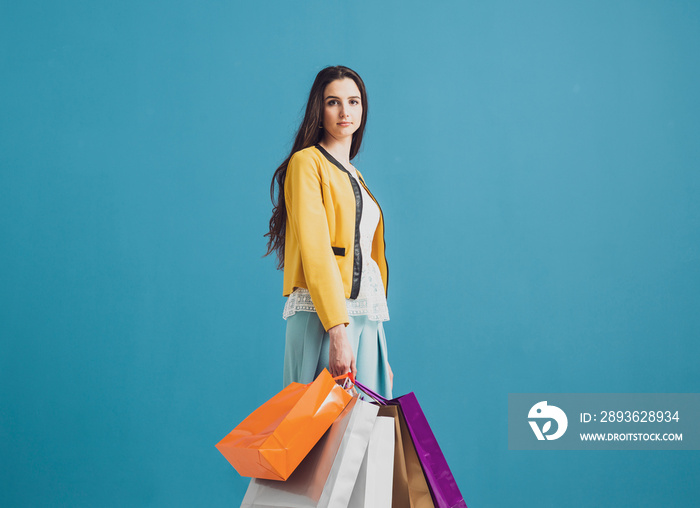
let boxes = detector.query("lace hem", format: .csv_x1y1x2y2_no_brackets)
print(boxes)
283,288,390,322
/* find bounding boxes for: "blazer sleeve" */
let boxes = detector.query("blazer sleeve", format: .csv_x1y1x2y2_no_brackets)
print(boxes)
285,151,349,330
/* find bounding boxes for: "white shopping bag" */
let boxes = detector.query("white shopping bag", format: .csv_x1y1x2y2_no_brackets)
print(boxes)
240,397,378,508
348,415,395,508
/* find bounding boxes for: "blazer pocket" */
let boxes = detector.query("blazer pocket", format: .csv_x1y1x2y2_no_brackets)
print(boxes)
332,246,346,256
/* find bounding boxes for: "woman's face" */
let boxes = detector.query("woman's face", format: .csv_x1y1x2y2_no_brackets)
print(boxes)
321,78,362,142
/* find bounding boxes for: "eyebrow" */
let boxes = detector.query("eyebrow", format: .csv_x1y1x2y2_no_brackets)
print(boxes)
325,95,361,100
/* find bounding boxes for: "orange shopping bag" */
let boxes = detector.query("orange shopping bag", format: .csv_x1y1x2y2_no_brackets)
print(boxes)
216,369,353,481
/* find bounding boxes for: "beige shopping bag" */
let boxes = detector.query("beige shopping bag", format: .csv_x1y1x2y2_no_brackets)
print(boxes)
378,405,435,508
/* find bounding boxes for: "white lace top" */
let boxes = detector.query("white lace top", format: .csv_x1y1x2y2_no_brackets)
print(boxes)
283,166,390,322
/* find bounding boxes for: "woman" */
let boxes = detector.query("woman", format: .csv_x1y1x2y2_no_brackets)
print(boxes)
265,65,393,398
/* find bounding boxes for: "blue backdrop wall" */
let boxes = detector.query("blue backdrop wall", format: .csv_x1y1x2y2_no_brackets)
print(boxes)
2,1,699,507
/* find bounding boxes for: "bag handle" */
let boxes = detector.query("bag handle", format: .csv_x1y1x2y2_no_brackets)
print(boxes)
333,372,354,383
334,372,355,391
304,371,384,402
304,370,354,388
353,379,390,406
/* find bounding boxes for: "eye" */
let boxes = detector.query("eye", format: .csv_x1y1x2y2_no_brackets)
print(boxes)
327,100,338,106
350,99,359,105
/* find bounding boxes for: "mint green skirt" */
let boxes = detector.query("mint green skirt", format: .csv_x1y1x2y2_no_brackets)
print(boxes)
283,312,393,399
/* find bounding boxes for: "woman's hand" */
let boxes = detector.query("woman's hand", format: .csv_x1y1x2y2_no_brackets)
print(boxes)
387,361,394,391
328,324,356,378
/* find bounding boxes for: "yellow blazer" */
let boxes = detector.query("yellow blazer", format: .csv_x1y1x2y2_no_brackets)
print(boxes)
283,144,388,331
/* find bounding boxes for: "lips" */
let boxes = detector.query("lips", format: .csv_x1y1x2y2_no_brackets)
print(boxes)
338,122,352,126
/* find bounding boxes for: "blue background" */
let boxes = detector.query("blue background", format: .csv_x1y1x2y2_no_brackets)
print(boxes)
2,1,699,506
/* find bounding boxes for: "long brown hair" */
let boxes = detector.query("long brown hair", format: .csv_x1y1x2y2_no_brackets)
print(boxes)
264,65,369,268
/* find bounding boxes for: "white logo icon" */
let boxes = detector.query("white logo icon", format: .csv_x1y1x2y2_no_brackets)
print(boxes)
528,401,568,440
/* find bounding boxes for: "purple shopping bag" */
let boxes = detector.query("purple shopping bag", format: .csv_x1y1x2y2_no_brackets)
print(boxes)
354,380,467,508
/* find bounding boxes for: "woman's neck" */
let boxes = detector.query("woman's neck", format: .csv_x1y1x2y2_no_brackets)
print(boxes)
318,138,352,169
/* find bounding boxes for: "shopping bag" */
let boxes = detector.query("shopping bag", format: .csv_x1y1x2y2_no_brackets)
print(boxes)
377,405,435,508
216,369,353,481
240,396,379,508
348,415,395,508
355,380,467,508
